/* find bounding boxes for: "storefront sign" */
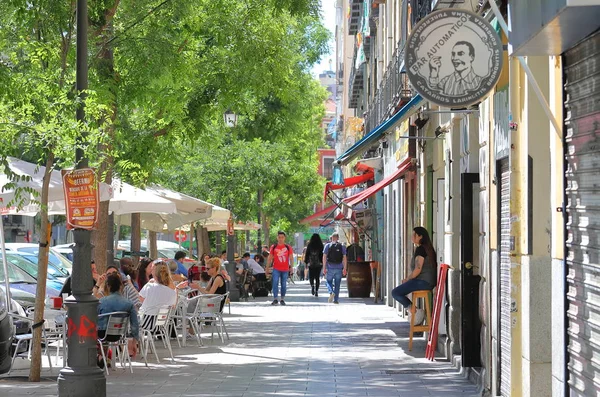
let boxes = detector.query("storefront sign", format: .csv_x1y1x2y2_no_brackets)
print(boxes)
405,9,503,108
62,168,99,230
395,124,416,165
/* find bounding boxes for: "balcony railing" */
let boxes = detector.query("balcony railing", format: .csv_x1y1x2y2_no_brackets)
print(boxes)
364,40,412,134
410,0,433,25
348,41,365,109
348,0,363,35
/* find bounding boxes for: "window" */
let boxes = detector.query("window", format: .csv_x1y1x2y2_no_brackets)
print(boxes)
323,157,334,180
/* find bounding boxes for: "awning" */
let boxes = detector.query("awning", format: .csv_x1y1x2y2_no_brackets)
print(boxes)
324,171,374,199
300,204,338,224
344,159,413,207
336,94,424,165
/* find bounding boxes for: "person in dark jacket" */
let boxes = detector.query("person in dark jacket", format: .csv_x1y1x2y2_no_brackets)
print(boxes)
304,233,324,297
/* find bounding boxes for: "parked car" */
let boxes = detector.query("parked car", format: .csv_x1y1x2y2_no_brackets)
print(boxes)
51,244,74,261
0,254,61,305
0,286,12,374
118,240,197,266
9,252,67,288
4,243,72,275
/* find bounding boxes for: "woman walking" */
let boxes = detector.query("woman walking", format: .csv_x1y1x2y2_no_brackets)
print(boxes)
391,227,437,325
304,233,324,297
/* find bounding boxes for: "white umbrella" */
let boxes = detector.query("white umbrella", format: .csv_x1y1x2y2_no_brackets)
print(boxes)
0,157,112,215
109,180,177,216
115,185,214,232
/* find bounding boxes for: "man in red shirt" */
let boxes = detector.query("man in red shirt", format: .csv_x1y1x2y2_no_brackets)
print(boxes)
267,231,294,305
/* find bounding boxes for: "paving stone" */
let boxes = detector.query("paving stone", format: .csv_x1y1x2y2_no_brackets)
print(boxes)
1,280,478,396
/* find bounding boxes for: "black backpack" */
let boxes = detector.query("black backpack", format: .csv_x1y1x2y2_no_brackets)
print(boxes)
308,250,321,267
326,242,344,263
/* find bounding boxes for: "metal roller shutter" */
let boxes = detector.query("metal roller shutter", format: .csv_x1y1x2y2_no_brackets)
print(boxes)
564,29,600,396
498,159,511,396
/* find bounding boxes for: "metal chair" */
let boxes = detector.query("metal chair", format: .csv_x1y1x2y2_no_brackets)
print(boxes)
197,293,229,343
97,311,133,375
7,314,54,375
140,305,175,365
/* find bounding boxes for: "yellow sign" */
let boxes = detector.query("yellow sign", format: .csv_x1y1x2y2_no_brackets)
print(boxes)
395,119,409,141
395,119,411,164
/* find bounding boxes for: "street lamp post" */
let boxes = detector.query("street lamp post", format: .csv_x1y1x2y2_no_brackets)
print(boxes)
223,110,240,302
58,1,106,396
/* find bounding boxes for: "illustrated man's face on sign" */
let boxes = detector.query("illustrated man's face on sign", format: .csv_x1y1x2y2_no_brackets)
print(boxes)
451,42,474,73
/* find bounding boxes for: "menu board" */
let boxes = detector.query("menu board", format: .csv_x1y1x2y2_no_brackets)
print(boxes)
62,168,99,230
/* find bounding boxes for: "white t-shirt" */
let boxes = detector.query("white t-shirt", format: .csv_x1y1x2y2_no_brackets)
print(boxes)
247,258,265,274
139,282,177,315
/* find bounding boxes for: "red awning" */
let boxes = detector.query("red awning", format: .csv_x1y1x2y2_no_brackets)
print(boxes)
344,159,413,207
324,171,374,199
300,204,338,224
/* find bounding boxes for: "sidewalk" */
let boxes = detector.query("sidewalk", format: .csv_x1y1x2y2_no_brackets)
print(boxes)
0,279,480,396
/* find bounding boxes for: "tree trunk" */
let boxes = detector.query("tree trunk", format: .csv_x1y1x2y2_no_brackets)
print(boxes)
202,228,210,256
263,215,270,247
194,226,204,255
215,231,222,255
29,155,54,382
89,2,119,274
130,213,141,266
189,222,195,257
148,230,158,259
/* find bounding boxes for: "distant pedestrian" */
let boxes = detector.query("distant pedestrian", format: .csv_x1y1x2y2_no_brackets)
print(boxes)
391,227,437,325
323,232,347,304
304,233,324,297
267,231,294,306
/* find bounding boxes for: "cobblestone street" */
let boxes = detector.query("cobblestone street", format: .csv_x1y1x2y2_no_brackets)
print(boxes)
1,280,479,396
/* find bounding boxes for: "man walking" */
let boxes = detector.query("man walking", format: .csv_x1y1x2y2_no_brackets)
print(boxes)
267,231,294,306
323,232,347,304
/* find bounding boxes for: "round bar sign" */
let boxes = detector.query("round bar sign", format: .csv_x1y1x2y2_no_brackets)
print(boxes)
405,9,503,108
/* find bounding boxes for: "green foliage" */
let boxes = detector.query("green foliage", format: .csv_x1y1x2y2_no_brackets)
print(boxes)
0,0,330,231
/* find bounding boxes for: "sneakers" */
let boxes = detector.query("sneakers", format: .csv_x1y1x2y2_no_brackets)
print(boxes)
415,308,425,325
271,299,279,305
328,293,334,303
333,301,339,304
408,308,425,325
315,291,318,297
280,300,286,306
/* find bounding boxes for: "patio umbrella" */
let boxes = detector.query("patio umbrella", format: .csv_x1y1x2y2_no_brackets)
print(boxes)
114,185,214,232
109,180,177,216
0,157,112,215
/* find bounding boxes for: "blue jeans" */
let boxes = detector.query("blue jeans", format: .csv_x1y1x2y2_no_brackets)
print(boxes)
391,279,432,308
271,269,288,299
326,266,343,302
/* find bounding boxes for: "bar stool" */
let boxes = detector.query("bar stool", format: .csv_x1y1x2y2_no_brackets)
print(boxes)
409,290,432,351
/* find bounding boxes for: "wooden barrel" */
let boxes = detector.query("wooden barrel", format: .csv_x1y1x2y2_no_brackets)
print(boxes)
347,261,372,298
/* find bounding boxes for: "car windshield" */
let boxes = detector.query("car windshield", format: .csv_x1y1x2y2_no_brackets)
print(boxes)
14,254,61,280
0,255,37,283
18,247,71,274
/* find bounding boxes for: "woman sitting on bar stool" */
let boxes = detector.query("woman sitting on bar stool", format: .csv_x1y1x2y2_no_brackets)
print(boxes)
391,227,437,326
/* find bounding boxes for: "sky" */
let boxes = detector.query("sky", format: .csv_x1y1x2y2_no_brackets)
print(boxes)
312,0,337,77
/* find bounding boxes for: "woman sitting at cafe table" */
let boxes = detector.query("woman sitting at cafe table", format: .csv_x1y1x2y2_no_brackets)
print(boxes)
188,257,228,310
97,273,140,367
138,261,180,319
94,265,141,310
